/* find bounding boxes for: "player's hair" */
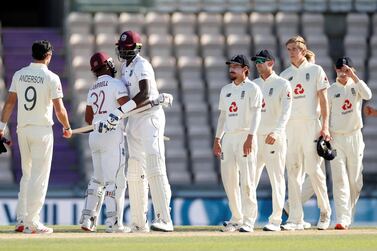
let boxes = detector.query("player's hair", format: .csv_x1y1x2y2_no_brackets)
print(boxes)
32,40,53,60
285,35,307,51
305,50,316,63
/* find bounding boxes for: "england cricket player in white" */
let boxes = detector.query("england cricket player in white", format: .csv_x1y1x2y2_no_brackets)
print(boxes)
280,35,332,230
252,50,292,231
328,57,372,230
213,54,262,232
80,52,130,233
0,40,72,234
100,30,173,232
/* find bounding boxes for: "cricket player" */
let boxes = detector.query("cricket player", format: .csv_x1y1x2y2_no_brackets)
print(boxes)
280,35,332,230
80,52,130,233
251,50,292,231
100,30,173,232
213,54,262,232
328,57,372,229
0,40,72,234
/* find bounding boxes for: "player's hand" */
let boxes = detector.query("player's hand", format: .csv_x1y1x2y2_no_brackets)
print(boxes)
0,130,4,139
158,93,173,107
320,128,331,142
213,138,222,158
99,109,123,133
243,134,253,156
63,128,72,138
265,132,276,145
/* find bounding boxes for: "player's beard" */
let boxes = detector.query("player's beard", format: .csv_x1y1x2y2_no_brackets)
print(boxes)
229,72,237,81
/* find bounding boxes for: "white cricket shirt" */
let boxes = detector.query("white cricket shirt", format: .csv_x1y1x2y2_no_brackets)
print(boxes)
253,71,292,136
328,79,372,134
9,63,63,127
87,75,128,127
218,78,262,133
280,59,330,120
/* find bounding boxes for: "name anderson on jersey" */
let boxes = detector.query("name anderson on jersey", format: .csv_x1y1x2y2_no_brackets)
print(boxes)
19,75,44,84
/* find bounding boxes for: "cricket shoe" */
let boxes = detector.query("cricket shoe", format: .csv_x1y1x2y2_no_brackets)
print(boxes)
239,224,253,232
281,222,304,231
81,217,96,232
335,223,349,230
221,223,239,232
131,224,150,233
23,223,53,234
151,219,174,232
263,223,281,232
15,220,24,232
282,205,311,229
317,212,331,230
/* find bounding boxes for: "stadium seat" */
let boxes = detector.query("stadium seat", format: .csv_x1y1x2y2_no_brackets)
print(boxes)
344,35,368,61
93,12,118,35
153,0,178,12
226,34,252,58
69,33,95,60
278,0,302,12
223,12,248,36
66,12,92,35
305,34,329,58
201,0,228,12
148,34,173,58
302,13,325,37
198,12,223,36
249,13,274,36
355,0,377,12
152,56,177,81
253,0,278,12
275,12,300,38
329,0,353,12
200,34,225,58
177,0,202,13
171,12,196,35
303,0,327,12
174,34,200,58
118,12,144,34
346,13,370,37
226,0,252,12
145,12,170,35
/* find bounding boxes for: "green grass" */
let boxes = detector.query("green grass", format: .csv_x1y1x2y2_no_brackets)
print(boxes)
0,226,376,251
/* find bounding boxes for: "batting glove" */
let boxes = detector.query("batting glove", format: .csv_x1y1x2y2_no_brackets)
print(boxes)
158,93,173,108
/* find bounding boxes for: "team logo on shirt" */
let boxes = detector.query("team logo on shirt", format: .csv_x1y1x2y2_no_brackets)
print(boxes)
306,73,310,81
229,101,238,115
288,76,293,81
268,88,273,96
241,91,245,99
293,83,305,98
335,93,340,98
341,99,353,114
261,98,266,112
351,88,356,96
129,69,133,77
226,93,231,97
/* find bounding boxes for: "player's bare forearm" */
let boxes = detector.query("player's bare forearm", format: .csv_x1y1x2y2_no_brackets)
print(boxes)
133,79,150,106
318,89,330,140
52,99,71,129
1,92,17,124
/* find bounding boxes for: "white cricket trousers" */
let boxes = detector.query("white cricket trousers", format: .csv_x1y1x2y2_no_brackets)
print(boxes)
16,125,53,226
255,133,286,225
126,107,172,225
286,119,331,224
331,130,364,226
221,131,257,227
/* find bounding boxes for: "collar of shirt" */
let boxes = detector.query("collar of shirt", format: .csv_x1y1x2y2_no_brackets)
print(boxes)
30,62,48,69
335,78,353,88
98,74,111,80
125,55,140,69
290,58,308,71
260,71,277,84
231,78,249,88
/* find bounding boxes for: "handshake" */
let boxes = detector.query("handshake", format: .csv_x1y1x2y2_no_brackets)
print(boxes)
95,93,173,133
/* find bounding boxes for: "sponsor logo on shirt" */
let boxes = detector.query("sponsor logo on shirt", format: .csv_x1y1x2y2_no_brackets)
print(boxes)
306,73,310,81
351,88,356,96
226,93,231,97
293,83,305,99
129,70,133,77
335,93,340,98
268,88,273,96
288,76,293,81
229,101,238,112
241,91,245,99
341,99,353,114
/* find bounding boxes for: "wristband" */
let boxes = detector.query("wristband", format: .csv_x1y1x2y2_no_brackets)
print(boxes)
119,100,137,114
0,122,7,131
64,127,71,131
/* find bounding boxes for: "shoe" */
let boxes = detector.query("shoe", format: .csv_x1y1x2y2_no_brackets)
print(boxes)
23,223,53,234
221,223,239,232
150,219,174,232
222,221,229,227
281,222,304,231
303,221,311,229
335,223,348,230
106,224,131,233
81,217,96,232
239,224,253,232
131,224,150,233
15,220,24,232
263,223,281,232
317,212,331,230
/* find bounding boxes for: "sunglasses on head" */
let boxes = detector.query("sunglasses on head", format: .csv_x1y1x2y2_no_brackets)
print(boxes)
255,58,267,64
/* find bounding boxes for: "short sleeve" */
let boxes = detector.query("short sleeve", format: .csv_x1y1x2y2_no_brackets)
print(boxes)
134,61,154,82
114,80,129,100
218,88,226,111
9,73,17,93
50,74,63,99
316,66,330,91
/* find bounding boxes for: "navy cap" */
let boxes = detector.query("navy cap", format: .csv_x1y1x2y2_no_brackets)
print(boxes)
251,49,275,61
335,57,353,69
226,54,250,68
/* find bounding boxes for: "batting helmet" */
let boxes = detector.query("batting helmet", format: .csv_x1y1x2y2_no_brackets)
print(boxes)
316,136,337,161
90,52,116,76
116,30,142,61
